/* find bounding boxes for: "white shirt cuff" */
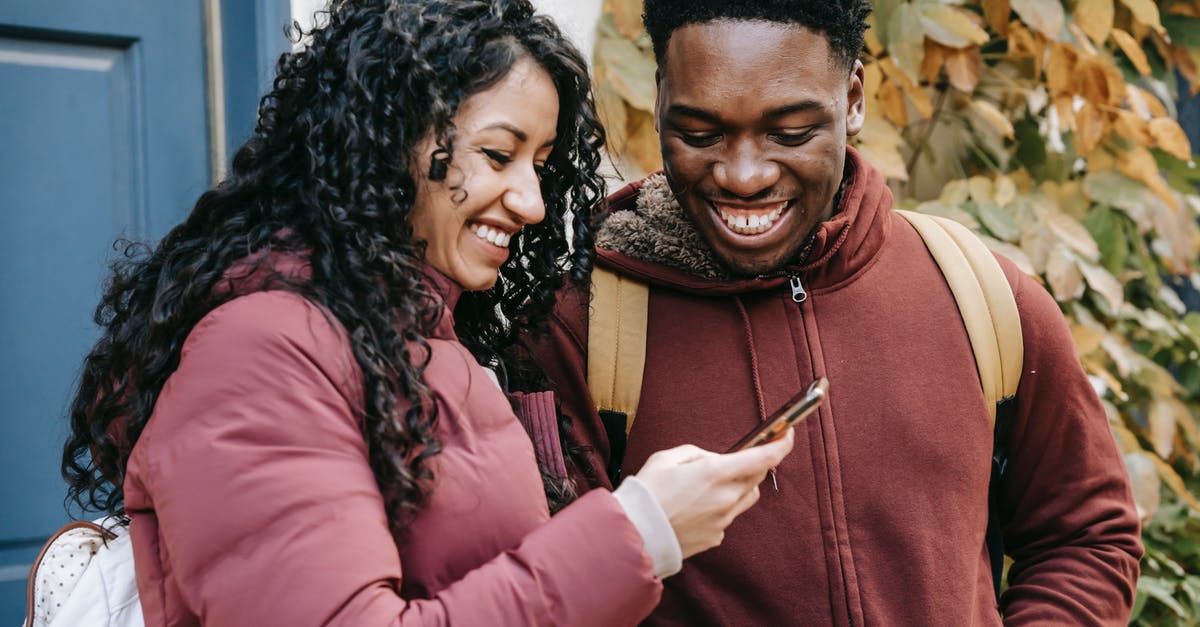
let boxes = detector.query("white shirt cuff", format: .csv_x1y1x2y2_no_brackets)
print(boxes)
612,475,683,579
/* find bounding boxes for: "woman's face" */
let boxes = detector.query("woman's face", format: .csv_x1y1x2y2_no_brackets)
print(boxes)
410,57,560,291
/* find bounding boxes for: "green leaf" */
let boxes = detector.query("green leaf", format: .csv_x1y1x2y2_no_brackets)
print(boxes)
1083,172,1148,216
1164,15,1200,48
1139,575,1188,618
976,201,1021,242
1082,206,1130,275
886,4,926,83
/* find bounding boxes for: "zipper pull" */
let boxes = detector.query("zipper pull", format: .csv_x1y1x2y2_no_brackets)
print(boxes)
789,275,808,303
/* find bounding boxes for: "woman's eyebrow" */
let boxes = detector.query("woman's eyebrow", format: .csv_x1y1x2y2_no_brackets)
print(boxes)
481,122,555,148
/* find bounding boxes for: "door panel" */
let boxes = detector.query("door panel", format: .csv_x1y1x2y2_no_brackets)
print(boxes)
0,2,209,620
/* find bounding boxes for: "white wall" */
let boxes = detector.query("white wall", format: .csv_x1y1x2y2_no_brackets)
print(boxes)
289,0,602,60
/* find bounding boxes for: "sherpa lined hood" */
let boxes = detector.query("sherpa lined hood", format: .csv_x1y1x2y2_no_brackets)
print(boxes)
595,148,893,296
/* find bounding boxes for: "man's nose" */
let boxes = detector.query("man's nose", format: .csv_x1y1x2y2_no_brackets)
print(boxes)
712,140,781,198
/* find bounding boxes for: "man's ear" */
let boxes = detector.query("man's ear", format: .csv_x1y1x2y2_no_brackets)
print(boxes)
846,59,865,138
654,68,663,133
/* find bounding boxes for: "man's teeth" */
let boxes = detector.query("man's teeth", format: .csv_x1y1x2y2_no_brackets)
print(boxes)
717,203,786,235
470,223,512,248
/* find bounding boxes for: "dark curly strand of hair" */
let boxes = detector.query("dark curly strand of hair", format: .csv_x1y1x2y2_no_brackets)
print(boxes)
62,0,605,533
642,0,873,70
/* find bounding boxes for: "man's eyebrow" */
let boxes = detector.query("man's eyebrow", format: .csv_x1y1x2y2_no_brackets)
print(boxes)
763,100,824,118
480,122,555,147
665,104,722,124
665,101,825,123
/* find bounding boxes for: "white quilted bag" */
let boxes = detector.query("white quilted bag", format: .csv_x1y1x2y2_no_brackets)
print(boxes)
23,517,143,627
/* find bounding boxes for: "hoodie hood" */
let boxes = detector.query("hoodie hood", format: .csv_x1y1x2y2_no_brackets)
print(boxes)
595,148,894,296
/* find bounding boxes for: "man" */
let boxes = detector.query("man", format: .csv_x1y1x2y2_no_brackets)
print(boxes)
529,1,1143,624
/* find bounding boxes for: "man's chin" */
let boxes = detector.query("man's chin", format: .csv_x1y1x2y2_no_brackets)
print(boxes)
711,249,792,278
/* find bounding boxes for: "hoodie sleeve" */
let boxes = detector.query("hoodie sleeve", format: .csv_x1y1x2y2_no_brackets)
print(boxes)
997,266,1143,625
126,291,660,626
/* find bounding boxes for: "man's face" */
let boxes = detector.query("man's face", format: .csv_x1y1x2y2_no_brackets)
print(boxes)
656,20,865,276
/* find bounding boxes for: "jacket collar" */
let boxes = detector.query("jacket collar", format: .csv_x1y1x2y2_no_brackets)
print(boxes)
596,148,894,296
421,264,463,338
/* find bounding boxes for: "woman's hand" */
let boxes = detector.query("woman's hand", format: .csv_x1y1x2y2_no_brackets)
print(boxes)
633,429,795,559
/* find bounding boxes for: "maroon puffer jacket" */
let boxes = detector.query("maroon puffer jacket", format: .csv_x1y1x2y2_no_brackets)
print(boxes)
123,265,661,625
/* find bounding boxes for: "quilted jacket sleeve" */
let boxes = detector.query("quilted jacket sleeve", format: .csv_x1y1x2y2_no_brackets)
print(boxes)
124,291,660,626
525,283,616,490
997,264,1143,625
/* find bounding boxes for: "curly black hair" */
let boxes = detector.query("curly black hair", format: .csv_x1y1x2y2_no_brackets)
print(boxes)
643,0,873,69
62,0,604,534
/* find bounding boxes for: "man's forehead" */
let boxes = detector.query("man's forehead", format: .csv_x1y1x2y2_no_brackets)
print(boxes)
661,20,838,85
660,20,842,104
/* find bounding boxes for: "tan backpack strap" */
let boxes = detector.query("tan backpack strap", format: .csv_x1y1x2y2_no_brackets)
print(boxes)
588,266,650,435
896,210,1024,425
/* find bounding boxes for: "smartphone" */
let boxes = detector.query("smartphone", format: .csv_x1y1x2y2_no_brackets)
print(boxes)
724,378,828,453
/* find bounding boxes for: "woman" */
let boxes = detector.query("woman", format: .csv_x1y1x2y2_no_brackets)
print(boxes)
61,0,792,624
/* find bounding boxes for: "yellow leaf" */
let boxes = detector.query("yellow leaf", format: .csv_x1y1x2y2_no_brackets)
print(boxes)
981,234,1037,276
1078,258,1126,312
1046,43,1078,94
1048,210,1102,260
1123,452,1162,522
595,80,629,154
1117,0,1166,34
1118,145,1178,209
1075,0,1115,45
1127,85,1167,119
1012,0,1065,39
1076,56,1125,106
1148,118,1193,160
921,39,950,84
1045,245,1085,301
1070,322,1106,355
920,5,990,48
1112,110,1152,145
1109,412,1140,452
940,179,971,206
1009,21,1048,75
855,118,909,181
968,99,1015,139
604,0,645,40
945,47,982,92
982,0,1012,36
995,175,1017,206
865,14,883,57
863,61,883,102
1110,29,1151,75
1100,333,1133,377
968,176,994,203
1150,397,1190,459
595,36,658,112
1148,453,1200,512
877,79,909,127
625,109,662,176
1075,102,1107,154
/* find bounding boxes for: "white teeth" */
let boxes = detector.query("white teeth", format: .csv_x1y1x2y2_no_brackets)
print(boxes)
470,223,512,248
715,202,788,236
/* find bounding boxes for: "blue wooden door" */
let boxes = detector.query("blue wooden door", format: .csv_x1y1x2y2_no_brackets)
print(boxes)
0,1,212,621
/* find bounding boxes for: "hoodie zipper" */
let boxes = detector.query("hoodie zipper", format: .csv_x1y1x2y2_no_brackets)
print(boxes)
789,275,808,303
789,272,855,627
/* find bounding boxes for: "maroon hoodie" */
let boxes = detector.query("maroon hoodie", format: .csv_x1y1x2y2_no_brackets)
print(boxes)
530,150,1142,625
123,263,662,625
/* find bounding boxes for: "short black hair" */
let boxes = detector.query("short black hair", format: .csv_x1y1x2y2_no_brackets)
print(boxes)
643,0,873,69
